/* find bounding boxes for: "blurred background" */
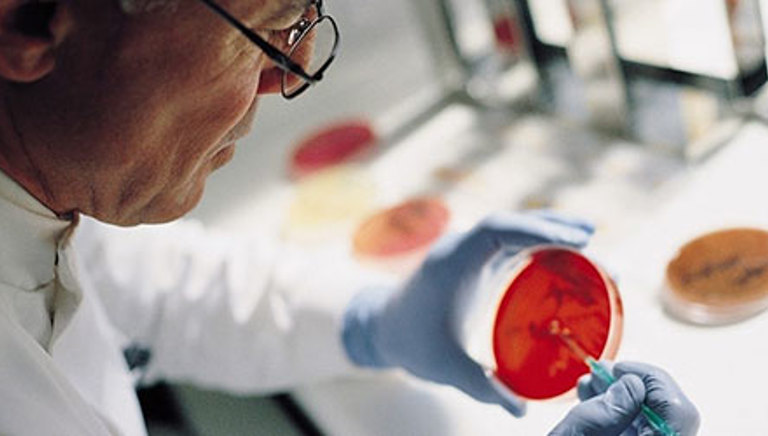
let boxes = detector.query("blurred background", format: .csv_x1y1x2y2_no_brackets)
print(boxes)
146,0,768,434
191,0,435,222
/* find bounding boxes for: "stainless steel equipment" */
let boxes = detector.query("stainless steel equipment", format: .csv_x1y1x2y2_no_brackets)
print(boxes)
412,0,768,159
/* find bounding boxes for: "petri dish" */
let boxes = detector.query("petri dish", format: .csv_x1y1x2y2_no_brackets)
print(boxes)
663,228,768,325
352,197,450,258
289,119,377,178
493,15,522,54
284,165,376,243
461,246,623,401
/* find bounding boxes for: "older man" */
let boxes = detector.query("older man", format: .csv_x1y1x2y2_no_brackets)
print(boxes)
0,0,697,434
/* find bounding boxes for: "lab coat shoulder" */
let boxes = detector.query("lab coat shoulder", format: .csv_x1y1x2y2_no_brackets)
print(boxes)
0,285,114,436
72,215,390,394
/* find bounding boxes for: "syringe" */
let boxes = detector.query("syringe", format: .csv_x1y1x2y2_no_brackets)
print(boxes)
548,320,680,436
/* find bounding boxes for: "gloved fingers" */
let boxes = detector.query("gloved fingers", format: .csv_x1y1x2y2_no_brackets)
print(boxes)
613,362,700,436
480,212,594,246
421,212,593,280
578,361,615,400
612,362,677,387
341,287,398,368
427,231,463,254
577,374,599,401
444,352,527,417
549,374,646,436
465,212,594,261
525,209,596,235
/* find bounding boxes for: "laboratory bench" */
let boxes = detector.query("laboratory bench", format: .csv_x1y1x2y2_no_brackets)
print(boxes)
152,90,768,436
284,112,768,436
128,0,768,432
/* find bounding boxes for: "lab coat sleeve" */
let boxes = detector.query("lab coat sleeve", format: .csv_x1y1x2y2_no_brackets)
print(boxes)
72,215,394,394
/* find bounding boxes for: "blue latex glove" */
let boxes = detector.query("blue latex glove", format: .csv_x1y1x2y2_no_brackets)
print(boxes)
549,362,700,436
342,211,594,417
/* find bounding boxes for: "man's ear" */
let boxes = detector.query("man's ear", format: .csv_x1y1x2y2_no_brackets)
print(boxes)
0,1,73,83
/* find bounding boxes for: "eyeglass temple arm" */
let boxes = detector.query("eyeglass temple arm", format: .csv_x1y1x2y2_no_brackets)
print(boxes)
196,0,317,83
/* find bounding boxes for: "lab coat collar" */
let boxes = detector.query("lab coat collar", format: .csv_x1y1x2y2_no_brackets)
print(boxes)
0,170,75,291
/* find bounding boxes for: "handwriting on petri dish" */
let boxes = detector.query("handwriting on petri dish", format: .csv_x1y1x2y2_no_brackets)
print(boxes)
667,228,768,305
680,255,768,288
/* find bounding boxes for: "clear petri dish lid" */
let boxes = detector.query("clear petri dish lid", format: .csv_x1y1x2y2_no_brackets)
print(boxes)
663,227,768,325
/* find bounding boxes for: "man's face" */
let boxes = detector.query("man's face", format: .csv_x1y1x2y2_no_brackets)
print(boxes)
1,0,310,225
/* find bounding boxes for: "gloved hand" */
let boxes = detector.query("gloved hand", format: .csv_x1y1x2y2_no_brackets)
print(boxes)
342,210,594,417
549,361,700,436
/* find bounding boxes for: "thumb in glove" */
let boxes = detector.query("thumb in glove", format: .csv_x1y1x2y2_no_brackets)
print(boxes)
549,374,646,436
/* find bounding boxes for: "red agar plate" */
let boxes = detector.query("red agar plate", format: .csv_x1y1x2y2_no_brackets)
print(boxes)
353,198,450,258
289,119,377,178
492,248,622,400
493,16,522,53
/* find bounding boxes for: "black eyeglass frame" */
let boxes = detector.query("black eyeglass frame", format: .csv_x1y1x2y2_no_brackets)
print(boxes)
197,0,340,99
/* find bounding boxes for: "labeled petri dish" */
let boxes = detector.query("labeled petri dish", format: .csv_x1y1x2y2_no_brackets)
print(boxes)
663,228,768,325
352,197,450,258
460,246,623,401
289,119,377,178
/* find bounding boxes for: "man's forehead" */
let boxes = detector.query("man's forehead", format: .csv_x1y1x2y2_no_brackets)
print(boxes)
245,0,310,28
118,0,309,23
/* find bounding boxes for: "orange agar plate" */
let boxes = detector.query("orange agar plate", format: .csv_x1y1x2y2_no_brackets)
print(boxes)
289,120,377,178
353,198,450,258
492,248,622,400
664,228,768,325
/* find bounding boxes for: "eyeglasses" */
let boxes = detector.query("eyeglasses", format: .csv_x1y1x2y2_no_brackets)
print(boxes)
197,0,340,100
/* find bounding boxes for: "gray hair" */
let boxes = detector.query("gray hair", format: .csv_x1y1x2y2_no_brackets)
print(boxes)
119,0,179,14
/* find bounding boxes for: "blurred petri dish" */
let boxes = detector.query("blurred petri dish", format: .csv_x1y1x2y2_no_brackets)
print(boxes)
352,197,450,258
663,228,768,325
289,119,377,178
488,247,622,400
284,165,376,243
493,15,522,53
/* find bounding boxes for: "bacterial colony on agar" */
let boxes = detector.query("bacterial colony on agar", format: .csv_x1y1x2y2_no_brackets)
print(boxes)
491,248,623,400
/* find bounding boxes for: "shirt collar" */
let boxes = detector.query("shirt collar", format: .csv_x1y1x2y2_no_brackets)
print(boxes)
0,170,74,291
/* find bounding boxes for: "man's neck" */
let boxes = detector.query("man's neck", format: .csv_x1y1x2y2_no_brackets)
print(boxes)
0,98,63,216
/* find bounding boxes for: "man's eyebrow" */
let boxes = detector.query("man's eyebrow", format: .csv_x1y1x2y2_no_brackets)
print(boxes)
256,0,310,29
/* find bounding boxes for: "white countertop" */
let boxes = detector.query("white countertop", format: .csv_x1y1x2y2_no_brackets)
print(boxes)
194,71,768,436
281,112,768,436
198,89,768,434
159,0,768,432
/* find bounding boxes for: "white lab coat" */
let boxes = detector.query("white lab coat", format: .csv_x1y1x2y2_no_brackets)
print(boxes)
0,170,384,435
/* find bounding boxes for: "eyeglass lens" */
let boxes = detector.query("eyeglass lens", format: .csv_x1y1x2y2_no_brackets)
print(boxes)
282,14,338,98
